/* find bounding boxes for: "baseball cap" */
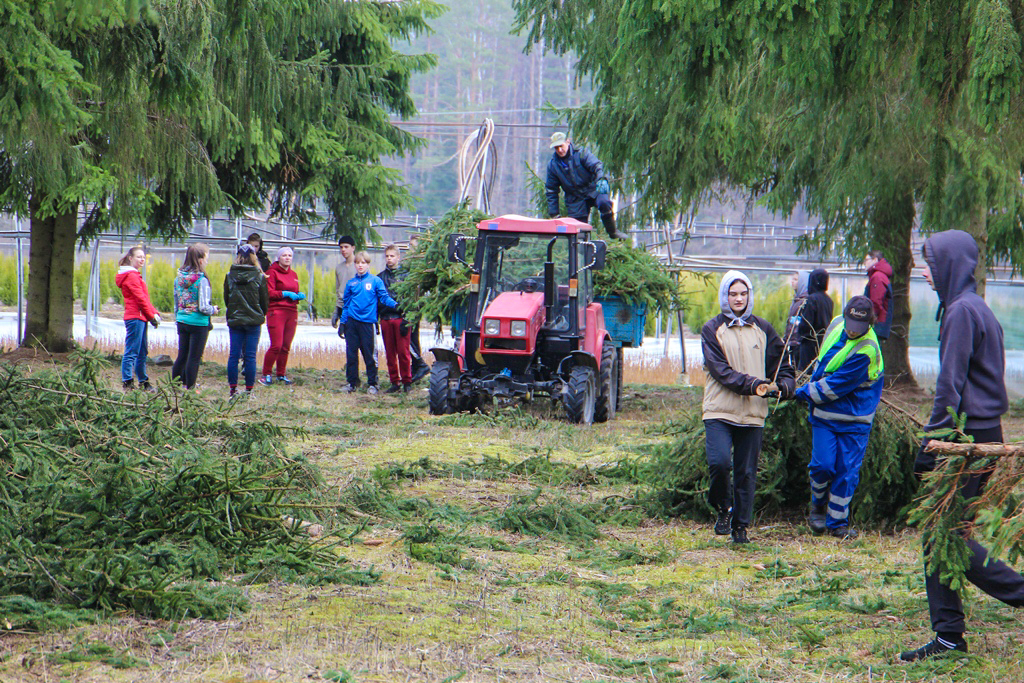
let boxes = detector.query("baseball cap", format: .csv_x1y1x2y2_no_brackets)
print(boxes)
549,132,567,148
843,295,876,338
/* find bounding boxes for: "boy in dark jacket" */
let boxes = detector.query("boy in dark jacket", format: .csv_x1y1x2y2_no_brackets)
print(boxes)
378,244,413,393
545,132,620,238
797,268,833,373
899,230,1024,661
701,270,795,544
340,251,400,395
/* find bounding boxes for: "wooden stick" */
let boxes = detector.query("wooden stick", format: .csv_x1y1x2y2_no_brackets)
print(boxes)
924,441,1024,456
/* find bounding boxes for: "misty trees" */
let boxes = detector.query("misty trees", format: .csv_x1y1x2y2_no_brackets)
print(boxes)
0,0,439,350
514,0,1024,385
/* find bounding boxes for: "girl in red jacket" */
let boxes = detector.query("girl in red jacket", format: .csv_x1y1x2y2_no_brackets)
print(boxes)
260,247,305,385
115,246,162,390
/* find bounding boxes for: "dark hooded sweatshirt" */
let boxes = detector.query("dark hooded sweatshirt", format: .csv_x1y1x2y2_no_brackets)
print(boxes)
797,268,833,372
921,230,1007,437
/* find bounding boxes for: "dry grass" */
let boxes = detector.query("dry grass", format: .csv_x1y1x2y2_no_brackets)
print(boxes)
3,360,1024,683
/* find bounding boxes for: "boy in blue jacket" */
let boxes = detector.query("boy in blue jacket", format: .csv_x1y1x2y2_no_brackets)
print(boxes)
794,296,883,540
340,252,400,395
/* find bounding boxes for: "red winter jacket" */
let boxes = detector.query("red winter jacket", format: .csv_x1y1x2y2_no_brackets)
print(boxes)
266,261,300,314
866,258,893,323
116,267,159,322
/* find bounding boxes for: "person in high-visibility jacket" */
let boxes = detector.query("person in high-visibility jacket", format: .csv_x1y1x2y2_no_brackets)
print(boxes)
794,295,883,540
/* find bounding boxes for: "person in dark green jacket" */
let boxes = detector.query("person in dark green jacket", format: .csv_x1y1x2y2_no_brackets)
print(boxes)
225,244,269,396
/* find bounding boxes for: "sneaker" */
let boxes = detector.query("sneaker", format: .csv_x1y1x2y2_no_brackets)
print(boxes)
403,383,413,393
384,384,402,394
829,525,859,540
809,504,827,534
341,384,356,394
731,527,750,545
367,385,379,395
140,381,156,393
899,637,967,662
276,375,294,385
714,508,732,536
122,380,135,391
411,364,430,384
229,385,238,397
258,375,274,386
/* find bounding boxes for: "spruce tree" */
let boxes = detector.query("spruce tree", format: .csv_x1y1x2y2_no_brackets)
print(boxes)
513,0,1024,386
0,0,440,351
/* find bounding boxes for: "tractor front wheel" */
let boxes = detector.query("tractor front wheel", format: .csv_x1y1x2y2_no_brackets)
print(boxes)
428,362,455,415
562,365,597,424
595,339,618,423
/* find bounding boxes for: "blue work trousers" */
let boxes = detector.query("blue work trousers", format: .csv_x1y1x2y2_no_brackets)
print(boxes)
808,425,870,529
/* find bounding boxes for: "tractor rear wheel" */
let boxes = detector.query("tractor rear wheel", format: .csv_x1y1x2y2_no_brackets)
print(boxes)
562,365,596,424
428,362,455,415
595,339,618,423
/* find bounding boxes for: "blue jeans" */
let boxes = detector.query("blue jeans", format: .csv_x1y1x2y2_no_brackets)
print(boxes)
228,325,261,388
122,319,149,384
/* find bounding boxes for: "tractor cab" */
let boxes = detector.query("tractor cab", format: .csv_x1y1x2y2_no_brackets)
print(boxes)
431,215,617,424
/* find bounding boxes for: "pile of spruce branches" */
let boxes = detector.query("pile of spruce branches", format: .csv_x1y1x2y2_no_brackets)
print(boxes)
0,351,376,630
646,400,920,528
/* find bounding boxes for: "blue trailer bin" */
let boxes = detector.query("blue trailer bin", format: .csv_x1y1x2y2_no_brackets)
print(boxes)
596,296,647,348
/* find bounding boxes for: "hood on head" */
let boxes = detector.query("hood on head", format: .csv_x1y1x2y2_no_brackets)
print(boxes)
867,258,892,279
719,270,754,324
922,230,978,303
808,268,829,294
795,271,809,298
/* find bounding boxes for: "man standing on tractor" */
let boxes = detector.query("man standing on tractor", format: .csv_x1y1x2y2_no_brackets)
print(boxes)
545,132,621,239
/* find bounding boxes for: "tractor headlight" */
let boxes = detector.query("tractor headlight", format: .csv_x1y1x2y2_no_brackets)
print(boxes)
510,320,527,337
484,318,500,335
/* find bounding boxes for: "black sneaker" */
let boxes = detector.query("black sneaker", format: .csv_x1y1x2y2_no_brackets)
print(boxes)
411,364,430,384
384,384,402,394
829,525,859,540
403,383,413,393
899,637,967,662
809,504,827,534
140,381,156,393
122,380,135,391
731,527,750,544
714,508,731,536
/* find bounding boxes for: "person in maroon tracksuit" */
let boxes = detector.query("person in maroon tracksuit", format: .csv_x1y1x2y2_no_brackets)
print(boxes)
378,244,413,393
260,247,305,385
863,251,893,340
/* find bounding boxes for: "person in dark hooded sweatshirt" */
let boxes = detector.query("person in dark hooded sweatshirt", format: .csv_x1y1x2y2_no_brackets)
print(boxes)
701,270,795,544
899,230,1024,662
797,268,833,373
784,271,809,369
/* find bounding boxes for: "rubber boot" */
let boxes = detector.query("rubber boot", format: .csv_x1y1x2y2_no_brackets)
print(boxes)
601,212,621,239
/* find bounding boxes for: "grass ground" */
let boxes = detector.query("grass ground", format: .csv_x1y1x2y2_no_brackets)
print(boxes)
2,350,1024,683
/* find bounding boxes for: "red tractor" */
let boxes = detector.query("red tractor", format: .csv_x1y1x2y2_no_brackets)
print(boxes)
428,215,620,424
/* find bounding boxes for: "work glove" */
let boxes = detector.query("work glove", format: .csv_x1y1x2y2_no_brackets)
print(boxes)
338,321,346,338
296,292,306,301
281,291,297,301
375,322,381,336
331,309,339,328
778,381,794,400
793,385,810,403
400,320,410,337
596,178,610,196
150,314,162,329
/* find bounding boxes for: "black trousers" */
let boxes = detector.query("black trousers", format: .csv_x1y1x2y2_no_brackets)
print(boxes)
172,322,210,389
926,424,1024,634
704,419,763,530
345,320,378,388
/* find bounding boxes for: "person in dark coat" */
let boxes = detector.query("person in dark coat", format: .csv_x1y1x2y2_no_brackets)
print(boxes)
225,244,269,396
783,271,809,369
862,250,893,339
797,268,833,373
545,132,620,238
247,232,271,273
899,230,1024,662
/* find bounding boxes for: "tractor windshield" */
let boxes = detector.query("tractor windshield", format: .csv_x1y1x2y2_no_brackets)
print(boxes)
476,233,571,331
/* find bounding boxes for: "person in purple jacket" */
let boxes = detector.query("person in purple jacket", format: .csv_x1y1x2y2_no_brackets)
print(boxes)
900,230,1024,662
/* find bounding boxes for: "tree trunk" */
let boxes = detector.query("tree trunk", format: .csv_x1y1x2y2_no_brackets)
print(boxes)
872,189,918,389
967,198,988,297
22,198,78,352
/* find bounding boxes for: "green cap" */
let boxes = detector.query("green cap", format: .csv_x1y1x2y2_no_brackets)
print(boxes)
549,132,568,148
